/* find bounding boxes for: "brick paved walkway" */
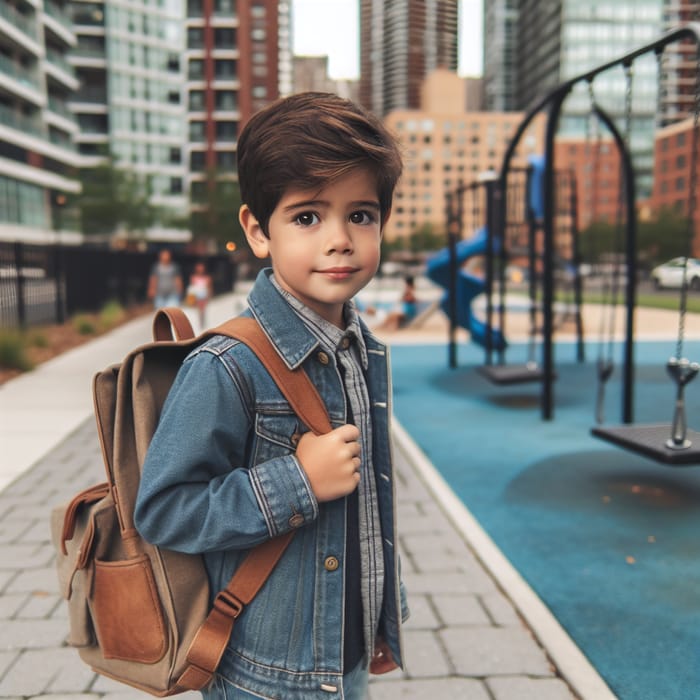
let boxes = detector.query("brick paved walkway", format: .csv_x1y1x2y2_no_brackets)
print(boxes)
0,288,616,699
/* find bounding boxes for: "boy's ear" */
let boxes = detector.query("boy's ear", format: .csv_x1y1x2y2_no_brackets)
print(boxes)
239,204,270,259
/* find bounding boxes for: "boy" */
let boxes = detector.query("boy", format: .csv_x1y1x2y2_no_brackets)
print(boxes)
135,92,408,699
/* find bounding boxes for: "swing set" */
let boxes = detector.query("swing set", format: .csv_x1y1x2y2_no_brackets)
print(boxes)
443,23,700,466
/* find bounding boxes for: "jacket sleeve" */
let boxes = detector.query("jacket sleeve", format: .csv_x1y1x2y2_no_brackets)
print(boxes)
134,349,319,553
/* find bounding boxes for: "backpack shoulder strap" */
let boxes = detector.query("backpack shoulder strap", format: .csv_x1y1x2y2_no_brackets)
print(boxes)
152,306,195,341
177,315,331,692
213,316,331,435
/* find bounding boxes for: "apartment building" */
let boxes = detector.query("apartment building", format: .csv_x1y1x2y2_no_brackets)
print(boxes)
359,0,459,116
184,0,290,213
648,116,700,253
292,55,359,102
658,0,700,128
383,69,545,242
69,0,189,215
0,0,82,242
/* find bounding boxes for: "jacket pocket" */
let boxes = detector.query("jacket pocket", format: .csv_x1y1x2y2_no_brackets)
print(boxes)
253,412,301,463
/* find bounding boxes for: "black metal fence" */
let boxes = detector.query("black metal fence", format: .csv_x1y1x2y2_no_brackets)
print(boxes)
0,242,238,329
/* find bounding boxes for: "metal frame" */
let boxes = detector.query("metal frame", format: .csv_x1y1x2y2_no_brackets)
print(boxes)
498,23,700,420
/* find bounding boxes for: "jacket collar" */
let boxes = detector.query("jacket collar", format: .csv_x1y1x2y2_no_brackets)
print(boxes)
247,268,385,369
247,269,320,370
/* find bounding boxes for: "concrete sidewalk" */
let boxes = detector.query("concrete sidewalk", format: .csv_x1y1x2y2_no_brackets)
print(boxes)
0,290,615,700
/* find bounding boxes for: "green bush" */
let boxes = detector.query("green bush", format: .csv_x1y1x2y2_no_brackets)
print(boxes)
30,332,49,348
73,314,97,335
99,300,125,330
0,330,34,371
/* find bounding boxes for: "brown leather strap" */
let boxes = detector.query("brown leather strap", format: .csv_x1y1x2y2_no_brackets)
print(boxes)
214,316,332,435
152,307,195,342
178,316,331,690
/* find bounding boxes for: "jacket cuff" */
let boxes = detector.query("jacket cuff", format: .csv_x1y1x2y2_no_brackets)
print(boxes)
249,454,319,536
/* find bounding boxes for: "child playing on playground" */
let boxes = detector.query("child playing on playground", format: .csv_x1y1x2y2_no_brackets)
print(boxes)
135,92,409,700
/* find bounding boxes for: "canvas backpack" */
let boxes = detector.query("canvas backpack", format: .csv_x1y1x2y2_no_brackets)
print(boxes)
50,307,331,696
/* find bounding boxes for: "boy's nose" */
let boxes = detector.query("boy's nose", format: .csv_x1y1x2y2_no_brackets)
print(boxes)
325,223,353,254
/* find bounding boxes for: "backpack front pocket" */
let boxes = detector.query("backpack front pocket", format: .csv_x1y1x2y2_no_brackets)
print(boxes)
91,555,167,664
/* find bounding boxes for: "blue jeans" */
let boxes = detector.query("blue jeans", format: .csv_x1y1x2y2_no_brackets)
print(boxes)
206,660,369,699
154,293,180,309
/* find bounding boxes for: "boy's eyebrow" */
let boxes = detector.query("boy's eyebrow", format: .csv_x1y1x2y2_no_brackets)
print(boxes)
283,198,381,212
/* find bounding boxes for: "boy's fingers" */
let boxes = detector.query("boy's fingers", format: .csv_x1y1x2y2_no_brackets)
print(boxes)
335,423,360,441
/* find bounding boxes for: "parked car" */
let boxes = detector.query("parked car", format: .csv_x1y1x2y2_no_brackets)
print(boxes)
650,257,700,290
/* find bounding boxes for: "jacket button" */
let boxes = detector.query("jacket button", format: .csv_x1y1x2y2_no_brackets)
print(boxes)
324,556,339,571
317,351,330,365
289,513,304,528
340,336,351,349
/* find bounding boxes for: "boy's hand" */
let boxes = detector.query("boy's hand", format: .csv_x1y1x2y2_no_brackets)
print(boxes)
296,424,361,502
369,637,398,674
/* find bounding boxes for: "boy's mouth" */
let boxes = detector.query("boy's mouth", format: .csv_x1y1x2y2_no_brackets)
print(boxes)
317,266,359,280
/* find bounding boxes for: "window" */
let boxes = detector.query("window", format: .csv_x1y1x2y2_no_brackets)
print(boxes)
215,28,235,48
170,177,183,195
189,90,205,110
169,147,181,164
189,121,206,141
215,91,237,111
216,121,237,141
190,151,206,170
188,28,204,49
217,151,236,170
215,60,236,79
189,60,204,80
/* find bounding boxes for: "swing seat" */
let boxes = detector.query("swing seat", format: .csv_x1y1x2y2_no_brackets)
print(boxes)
591,423,700,466
478,362,556,385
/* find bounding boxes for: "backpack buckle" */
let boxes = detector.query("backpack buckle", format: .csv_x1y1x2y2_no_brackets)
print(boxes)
213,590,244,618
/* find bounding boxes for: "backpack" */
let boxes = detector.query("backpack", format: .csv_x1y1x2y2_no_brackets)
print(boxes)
50,307,331,696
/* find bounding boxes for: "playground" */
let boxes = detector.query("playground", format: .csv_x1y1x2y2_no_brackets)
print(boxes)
365,22,700,700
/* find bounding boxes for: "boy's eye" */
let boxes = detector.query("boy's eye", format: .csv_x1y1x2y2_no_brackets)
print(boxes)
294,212,319,226
350,210,377,225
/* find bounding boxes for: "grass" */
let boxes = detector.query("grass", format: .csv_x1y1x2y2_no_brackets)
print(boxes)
555,291,700,314
99,300,126,330
72,314,97,335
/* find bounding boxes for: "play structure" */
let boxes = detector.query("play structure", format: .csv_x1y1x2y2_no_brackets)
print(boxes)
439,22,700,465
425,226,506,352
430,157,584,382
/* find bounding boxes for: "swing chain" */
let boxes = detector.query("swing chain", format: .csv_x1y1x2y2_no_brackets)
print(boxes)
675,43,700,362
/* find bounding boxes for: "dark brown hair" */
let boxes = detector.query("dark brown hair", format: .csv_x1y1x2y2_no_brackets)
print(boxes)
237,92,402,237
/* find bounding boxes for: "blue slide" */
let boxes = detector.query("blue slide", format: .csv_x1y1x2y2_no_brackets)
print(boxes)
426,226,506,350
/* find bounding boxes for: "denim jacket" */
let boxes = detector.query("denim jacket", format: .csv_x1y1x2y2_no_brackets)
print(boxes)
135,269,408,699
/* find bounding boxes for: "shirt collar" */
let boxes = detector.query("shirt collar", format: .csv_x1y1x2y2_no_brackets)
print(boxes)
270,275,369,370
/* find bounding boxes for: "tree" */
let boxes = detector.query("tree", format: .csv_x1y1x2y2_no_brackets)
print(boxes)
76,155,158,237
581,208,690,271
189,168,246,250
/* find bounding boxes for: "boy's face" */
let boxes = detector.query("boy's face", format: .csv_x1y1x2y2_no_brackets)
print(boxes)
240,167,384,328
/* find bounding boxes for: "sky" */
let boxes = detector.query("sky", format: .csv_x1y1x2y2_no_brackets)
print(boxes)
291,0,483,80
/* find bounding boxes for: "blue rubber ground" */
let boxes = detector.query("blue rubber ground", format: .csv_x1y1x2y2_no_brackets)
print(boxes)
390,338,700,700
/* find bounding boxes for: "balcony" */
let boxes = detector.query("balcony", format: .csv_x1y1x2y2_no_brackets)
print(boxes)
45,48,79,89
70,85,107,105
46,96,78,131
0,54,43,104
0,3,39,45
72,3,105,27
43,0,77,47
0,102,44,139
